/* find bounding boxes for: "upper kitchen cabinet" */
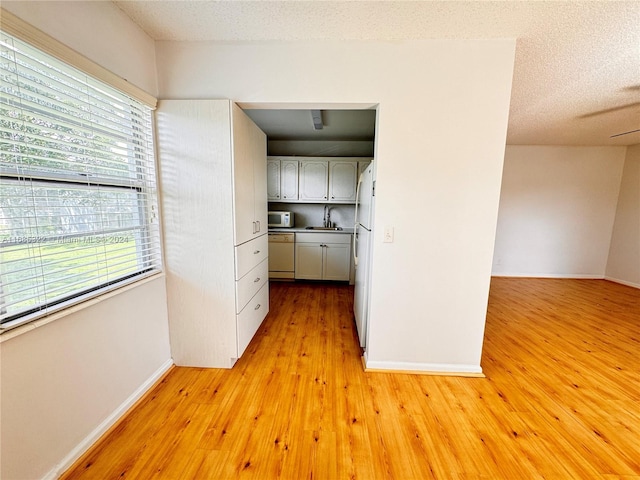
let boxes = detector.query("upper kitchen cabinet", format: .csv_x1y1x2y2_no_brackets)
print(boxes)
156,99,269,368
272,157,372,204
281,159,299,200
267,157,299,201
267,159,280,200
358,160,372,179
233,104,268,245
299,160,329,201
329,160,358,202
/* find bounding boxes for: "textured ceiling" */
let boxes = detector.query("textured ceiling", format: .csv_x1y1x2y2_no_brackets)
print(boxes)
114,1,640,146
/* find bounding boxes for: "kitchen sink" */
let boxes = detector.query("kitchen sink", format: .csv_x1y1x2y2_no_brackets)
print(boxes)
305,226,343,231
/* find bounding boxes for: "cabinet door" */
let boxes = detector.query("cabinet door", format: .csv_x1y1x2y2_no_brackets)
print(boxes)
295,243,324,279
299,160,328,201
323,243,351,281
252,134,268,235
267,159,281,200
232,104,267,244
329,161,358,202
358,160,371,179
280,159,299,201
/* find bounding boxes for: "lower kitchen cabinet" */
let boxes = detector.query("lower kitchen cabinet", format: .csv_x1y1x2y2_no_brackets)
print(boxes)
295,233,351,281
323,243,351,280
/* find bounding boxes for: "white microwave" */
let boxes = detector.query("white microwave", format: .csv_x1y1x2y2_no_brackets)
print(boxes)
268,211,294,228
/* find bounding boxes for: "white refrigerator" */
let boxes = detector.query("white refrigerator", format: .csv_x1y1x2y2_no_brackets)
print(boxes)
353,163,374,348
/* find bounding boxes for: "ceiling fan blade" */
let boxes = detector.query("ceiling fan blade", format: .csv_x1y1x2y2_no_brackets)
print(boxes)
610,128,640,138
579,102,640,119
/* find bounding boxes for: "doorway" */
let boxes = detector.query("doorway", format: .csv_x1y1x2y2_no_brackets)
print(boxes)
241,104,378,350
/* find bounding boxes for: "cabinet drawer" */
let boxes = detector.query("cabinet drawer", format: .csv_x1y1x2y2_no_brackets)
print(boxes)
236,258,268,313
237,282,269,357
235,234,268,280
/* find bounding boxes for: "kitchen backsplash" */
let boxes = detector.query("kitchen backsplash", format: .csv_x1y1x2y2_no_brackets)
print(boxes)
269,203,355,229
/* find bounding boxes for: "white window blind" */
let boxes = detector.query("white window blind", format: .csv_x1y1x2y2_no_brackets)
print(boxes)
0,31,161,330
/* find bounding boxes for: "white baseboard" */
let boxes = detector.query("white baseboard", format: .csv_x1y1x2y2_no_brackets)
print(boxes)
362,353,484,377
491,272,604,279
44,358,174,480
604,276,640,289
491,273,640,289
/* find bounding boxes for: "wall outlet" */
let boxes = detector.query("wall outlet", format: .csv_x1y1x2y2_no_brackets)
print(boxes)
383,226,394,243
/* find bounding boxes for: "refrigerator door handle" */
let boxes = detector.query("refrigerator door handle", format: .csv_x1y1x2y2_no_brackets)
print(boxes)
353,225,359,266
353,170,364,267
354,171,364,230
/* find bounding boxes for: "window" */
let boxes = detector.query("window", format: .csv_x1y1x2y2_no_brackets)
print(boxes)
0,31,161,330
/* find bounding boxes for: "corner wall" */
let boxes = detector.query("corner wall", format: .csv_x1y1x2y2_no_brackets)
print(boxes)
492,145,626,277
0,3,170,479
606,144,640,287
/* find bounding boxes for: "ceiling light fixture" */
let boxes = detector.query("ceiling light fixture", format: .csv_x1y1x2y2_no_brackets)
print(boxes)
311,110,323,130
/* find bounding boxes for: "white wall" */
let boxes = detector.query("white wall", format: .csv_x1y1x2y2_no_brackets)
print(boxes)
492,146,626,277
156,39,515,373
2,1,158,96
606,144,640,287
0,4,170,480
0,279,171,480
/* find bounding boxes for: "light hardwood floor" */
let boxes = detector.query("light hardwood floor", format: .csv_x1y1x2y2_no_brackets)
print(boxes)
62,278,640,479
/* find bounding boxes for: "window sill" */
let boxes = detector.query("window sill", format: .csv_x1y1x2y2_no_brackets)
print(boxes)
0,272,166,344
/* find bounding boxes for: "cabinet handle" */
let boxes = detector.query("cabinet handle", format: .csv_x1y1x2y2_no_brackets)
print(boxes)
252,221,256,234
254,250,260,254
254,303,261,310
283,195,287,198
256,221,260,232
332,196,335,199
254,277,260,283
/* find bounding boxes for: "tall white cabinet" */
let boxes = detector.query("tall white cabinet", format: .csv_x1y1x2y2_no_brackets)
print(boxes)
157,99,269,368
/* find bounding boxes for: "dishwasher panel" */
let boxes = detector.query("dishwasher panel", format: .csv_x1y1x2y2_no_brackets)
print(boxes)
268,232,295,279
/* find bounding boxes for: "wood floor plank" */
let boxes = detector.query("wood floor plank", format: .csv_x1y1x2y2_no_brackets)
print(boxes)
62,278,640,479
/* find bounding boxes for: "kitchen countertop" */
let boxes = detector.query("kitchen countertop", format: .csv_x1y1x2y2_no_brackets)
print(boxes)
269,227,354,234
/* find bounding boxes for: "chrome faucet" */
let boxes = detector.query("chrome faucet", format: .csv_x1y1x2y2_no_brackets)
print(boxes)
323,205,332,228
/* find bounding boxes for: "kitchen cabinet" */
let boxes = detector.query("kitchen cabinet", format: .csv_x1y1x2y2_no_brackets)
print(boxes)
299,160,329,201
267,157,299,201
157,99,269,368
295,232,351,281
234,236,269,356
267,159,280,200
270,157,372,204
329,161,358,202
281,160,299,200
358,160,371,179
234,109,268,245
